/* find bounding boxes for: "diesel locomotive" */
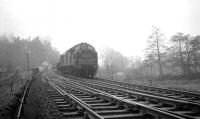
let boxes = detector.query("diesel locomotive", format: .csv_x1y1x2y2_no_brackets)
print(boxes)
57,43,98,78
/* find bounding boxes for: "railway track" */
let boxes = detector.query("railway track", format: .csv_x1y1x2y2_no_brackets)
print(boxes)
49,71,200,119
59,71,200,104
94,78,200,104
44,72,187,119
55,70,200,104
16,72,41,119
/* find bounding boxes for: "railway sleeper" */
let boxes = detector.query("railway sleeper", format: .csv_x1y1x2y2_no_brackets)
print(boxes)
181,96,196,100
57,103,72,108
50,94,64,99
168,106,200,116
95,108,128,114
114,94,128,98
47,89,84,118
72,92,85,95
130,97,148,104
98,109,141,116
92,105,123,111
170,95,186,99
146,100,161,107
146,99,177,110
84,98,105,104
102,112,144,119
184,111,200,117
75,95,92,98
62,111,83,117
60,102,83,117
168,103,200,114
127,95,137,100
53,98,65,102
80,97,101,101
55,100,68,104
154,103,175,110
135,97,147,101
89,102,114,107
73,93,89,96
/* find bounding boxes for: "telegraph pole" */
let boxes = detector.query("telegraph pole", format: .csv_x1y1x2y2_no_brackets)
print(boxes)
25,38,31,81
26,51,30,80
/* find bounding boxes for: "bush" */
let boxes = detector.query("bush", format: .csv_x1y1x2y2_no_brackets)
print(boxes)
0,82,27,119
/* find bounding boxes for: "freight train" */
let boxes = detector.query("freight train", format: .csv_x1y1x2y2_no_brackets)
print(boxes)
57,43,98,78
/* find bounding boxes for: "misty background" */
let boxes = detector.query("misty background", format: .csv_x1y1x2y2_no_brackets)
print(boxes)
1,0,200,81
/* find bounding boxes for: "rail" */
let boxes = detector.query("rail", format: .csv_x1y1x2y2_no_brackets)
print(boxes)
95,77,200,99
47,77,103,119
16,72,40,119
48,74,185,119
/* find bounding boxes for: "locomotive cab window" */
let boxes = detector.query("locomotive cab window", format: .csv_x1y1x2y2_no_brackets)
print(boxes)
88,45,94,51
81,43,88,50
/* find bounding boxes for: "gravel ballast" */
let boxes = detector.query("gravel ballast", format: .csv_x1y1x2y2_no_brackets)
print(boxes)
22,75,64,119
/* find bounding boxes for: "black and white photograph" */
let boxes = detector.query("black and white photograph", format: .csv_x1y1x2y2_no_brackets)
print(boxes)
0,0,200,119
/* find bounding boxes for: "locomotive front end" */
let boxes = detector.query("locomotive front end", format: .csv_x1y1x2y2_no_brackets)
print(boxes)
76,43,98,78
57,42,98,78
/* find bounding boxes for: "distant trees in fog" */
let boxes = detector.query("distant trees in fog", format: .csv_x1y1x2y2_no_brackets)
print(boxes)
0,34,59,72
98,48,128,80
140,28,200,80
99,27,200,81
146,26,165,80
167,33,200,79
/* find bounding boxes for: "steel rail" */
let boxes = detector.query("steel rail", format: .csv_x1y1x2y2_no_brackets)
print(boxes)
95,77,200,101
55,73,200,107
53,71,200,103
56,70,200,102
46,76,104,119
50,72,200,119
48,74,185,119
76,78,200,106
55,71,200,105
68,79,200,119
16,72,41,119
53,77,198,119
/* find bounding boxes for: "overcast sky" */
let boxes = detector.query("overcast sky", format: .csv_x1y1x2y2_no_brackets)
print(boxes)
0,0,200,57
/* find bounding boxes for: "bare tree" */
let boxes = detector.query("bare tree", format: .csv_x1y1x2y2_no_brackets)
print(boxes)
170,33,186,77
190,36,200,73
147,26,165,80
185,35,192,78
100,48,127,80
144,53,156,80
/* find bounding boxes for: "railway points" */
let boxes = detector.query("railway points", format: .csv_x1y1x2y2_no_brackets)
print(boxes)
42,70,200,119
45,70,200,119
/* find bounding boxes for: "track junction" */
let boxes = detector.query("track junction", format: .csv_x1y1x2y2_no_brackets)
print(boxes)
41,70,200,119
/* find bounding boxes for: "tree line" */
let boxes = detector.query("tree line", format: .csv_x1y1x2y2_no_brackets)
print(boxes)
99,27,200,81
0,34,59,73
143,27,200,80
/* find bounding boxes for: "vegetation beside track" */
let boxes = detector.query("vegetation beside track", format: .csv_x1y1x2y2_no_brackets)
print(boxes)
0,72,28,119
0,73,25,106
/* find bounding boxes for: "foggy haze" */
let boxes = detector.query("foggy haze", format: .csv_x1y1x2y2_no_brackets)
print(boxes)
0,0,200,57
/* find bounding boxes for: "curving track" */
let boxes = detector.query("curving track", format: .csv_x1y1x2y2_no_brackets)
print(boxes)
48,70,200,119
94,78,200,104
44,71,188,119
